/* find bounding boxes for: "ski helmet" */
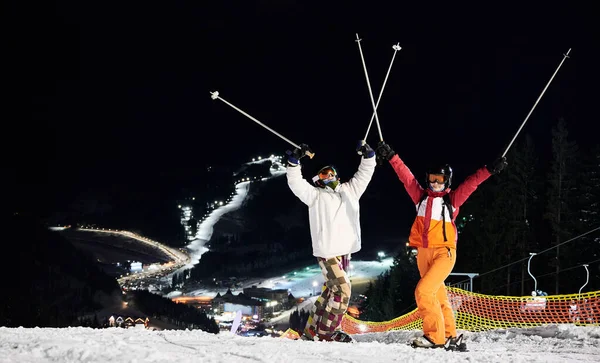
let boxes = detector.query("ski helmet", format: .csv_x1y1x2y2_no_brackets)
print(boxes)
425,164,452,189
313,165,340,189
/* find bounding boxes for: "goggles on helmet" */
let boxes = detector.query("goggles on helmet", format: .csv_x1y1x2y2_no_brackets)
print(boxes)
427,174,447,184
318,167,337,181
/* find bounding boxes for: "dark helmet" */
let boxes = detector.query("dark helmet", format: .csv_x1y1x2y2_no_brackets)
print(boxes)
425,164,452,188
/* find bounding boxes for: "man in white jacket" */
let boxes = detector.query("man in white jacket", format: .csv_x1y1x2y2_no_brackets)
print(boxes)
285,142,376,342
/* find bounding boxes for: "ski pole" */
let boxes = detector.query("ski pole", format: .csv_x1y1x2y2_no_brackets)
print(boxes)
210,91,314,159
355,33,384,142
363,43,402,142
502,48,571,157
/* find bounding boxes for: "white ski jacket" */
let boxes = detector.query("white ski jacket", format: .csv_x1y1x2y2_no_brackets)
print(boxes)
286,157,376,259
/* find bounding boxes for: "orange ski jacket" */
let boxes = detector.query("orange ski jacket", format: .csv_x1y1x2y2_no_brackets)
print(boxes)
389,154,491,249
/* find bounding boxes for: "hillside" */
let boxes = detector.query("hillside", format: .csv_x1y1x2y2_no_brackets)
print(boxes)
1,214,122,327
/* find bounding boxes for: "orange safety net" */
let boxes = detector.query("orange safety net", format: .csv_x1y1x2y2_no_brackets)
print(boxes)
341,287,600,335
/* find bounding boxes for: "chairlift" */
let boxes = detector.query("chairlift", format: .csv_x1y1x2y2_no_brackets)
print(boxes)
578,264,590,301
527,252,538,296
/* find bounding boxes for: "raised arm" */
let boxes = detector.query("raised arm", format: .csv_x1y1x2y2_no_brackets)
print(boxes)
345,149,377,198
450,157,507,208
285,143,318,206
376,142,424,204
286,164,318,206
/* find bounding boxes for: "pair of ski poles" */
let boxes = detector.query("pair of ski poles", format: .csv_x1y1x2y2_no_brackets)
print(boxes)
209,34,403,158
211,36,571,159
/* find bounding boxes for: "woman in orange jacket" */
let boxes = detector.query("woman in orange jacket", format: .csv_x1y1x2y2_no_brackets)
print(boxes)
376,141,507,350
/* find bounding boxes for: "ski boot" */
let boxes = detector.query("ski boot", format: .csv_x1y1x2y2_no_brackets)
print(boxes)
302,327,318,341
445,334,468,352
329,330,354,343
410,335,445,349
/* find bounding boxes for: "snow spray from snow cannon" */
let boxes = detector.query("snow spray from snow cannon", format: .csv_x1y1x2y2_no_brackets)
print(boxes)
501,48,571,158
210,91,315,159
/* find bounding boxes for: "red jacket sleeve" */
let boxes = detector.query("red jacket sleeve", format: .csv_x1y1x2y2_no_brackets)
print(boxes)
389,154,424,204
449,167,491,208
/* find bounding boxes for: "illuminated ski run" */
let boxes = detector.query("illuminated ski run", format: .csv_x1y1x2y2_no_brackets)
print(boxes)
177,155,286,272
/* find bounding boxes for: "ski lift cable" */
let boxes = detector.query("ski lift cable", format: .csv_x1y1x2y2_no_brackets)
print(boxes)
464,257,600,293
535,257,600,277
479,225,599,280
532,226,600,261
449,225,600,287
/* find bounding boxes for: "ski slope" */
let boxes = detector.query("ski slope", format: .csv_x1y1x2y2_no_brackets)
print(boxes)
177,155,287,272
1,324,599,362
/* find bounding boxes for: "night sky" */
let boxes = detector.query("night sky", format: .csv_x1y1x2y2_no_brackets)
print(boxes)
6,2,597,218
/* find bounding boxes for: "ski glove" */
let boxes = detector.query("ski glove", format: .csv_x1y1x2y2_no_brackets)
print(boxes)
356,140,375,159
376,141,396,161
486,157,508,175
286,143,312,166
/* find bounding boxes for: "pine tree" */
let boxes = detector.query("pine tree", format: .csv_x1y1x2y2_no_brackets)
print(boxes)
500,135,541,295
545,118,580,294
454,135,542,294
571,144,600,291
360,274,390,321
454,168,508,293
361,250,419,321
387,250,420,317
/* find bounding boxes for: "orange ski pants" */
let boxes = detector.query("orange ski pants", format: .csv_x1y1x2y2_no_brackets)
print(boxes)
415,246,457,345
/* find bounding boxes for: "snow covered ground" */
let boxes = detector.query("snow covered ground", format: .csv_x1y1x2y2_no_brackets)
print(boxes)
2,324,599,362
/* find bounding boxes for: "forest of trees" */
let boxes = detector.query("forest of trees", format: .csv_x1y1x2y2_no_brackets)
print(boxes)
362,118,600,321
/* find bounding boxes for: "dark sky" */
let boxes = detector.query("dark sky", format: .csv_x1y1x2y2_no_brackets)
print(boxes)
6,2,597,217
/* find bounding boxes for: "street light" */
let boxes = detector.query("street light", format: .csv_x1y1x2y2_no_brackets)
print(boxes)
312,281,318,296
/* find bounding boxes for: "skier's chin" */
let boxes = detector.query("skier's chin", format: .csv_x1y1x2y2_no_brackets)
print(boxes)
430,185,444,192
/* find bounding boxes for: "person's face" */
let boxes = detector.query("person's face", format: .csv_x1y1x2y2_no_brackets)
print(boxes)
428,173,446,192
319,168,337,184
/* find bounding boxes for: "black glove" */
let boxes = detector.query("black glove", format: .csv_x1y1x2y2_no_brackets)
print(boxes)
376,141,396,161
486,157,508,175
285,143,312,166
356,140,375,159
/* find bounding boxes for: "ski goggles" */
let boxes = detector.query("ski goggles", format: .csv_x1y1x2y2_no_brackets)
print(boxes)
318,167,337,180
427,174,447,184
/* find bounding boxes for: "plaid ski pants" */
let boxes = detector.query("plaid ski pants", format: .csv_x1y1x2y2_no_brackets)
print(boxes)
305,255,351,337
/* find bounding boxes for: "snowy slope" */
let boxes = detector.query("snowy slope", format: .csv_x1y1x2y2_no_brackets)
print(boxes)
178,155,287,272
1,324,599,362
